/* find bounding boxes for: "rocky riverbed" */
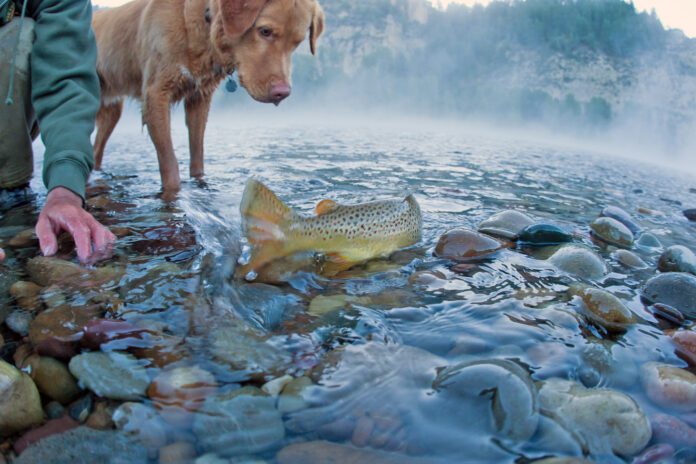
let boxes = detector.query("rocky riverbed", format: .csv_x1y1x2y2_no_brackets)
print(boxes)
1,122,695,463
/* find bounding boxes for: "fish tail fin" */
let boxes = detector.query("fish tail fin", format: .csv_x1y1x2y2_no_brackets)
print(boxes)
239,179,295,273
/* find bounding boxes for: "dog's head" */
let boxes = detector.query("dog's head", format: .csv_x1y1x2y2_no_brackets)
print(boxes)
211,0,324,105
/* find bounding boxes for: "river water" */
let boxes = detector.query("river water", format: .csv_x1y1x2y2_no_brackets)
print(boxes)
1,119,695,463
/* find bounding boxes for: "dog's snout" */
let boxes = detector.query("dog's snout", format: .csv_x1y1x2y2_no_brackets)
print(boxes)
270,83,291,104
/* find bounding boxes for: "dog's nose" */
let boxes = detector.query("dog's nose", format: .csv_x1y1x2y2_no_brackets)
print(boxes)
270,83,291,104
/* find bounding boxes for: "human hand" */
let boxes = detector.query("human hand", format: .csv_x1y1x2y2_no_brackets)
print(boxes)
36,187,116,264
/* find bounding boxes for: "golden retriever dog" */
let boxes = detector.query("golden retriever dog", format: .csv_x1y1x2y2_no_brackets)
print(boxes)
92,0,324,192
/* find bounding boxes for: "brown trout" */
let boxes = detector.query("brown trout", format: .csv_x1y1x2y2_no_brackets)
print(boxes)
237,179,422,279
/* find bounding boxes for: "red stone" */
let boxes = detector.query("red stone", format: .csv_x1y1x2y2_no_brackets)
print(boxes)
650,413,696,448
434,229,502,262
672,330,696,367
81,319,148,350
132,222,197,255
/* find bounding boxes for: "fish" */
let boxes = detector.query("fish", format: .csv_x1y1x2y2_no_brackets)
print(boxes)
237,179,422,280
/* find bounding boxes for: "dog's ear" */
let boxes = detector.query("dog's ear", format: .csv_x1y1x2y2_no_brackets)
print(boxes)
218,0,268,39
309,3,324,56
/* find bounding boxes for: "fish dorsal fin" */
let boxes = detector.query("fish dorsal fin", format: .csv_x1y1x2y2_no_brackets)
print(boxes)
315,199,338,216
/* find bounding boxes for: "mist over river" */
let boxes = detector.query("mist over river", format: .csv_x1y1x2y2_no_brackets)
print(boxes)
1,117,696,462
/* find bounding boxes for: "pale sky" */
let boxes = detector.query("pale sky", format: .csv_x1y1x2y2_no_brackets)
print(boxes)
94,0,696,38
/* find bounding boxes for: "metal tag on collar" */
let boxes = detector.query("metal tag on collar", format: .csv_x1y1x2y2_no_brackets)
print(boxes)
225,74,238,93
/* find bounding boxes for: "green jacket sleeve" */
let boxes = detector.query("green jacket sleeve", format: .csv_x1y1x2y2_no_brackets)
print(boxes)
28,0,99,200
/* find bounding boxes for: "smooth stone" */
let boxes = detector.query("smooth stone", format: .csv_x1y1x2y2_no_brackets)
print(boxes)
85,402,114,430
69,351,149,401
159,441,197,464
208,323,292,379
14,427,147,464
408,270,447,288
68,395,93,423
518,223,573,247
20,355,81,404
26,256,123,288
600,206,641,234
13,416,79,454
307,294,359,317
478,210,534,240
590,217,634,248
570,285,636,332
6,310,32,336
45,401,66,420
650,303,686,326
193,392,285,457
434,229,503,261
9,281,43,312
672,330,696,366
637,233,662,249
132,222,197,255
432,359,539,442
113,402,168,450
641,362,696,412
278,376,313,414
650,413,696,449
0,360,44,436
8,228,38,248
631,444,676,464
538,378,651,456
642,273,696,318
658,245,696,275
148,366,218,428
548,246,607,280
277,441,432,464
29,304,103,358
683,209,696,221
613,249,647,269
261,374,293,397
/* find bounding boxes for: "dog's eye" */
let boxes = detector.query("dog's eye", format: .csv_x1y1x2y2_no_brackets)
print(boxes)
258,27,273,38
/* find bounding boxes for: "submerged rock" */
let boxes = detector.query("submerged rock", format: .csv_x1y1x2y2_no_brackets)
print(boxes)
0,360,43,436
26,256,123,288
29,304,103,358
637,233,662,249
434,229,503,261
113,402,167,450
69,351,149,401
650,303,686,327
478,210,534,240
640,362,696,412
671,330,696,366
642,273,696,318
570,285,636,332
590,217,634,248
548,246,607,280
9,281,43,312
6,309,32,336
14,427,147,464
658,245,696,275
13,416,79,455
20,355,80,405
148,366,218,428
600,206,641,235
684,209,696,221
193,391,285,457
650,413,696,449
537,378,651,457
518,224,573,247
277,441,430,464
613,249,647,269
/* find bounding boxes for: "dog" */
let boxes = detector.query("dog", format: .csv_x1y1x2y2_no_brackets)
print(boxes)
92,0,324,192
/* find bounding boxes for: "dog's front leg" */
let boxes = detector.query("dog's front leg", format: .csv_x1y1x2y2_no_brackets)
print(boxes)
184,93,212,179
143,86,181,193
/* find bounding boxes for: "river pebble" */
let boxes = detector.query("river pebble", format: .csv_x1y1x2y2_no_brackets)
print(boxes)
642,273,696,319
650,303,686,326
13,416,79,455
570,285,636,332
684,209,696,221
434,229,503,261
600,206,641,234
637,232,662,249
658,245,696,275
671,330,696,366
26,256,123,289
14,427,147,464
68,395,93,423
649,413,696,449
7,228,37,248
478,210,534,240
613,249,647,269
69,351,149,401
641,362,696,412
148,366,218,428
590,217,634,248
278,376,313,413
518,224,573,247
631,444,676,464
5,310,32,336
537,378,651,456
548,246,607,280
113,402,168,450
20,355,80,404
0,360,43,436
29,304,103,358
193,390,285,457
158,441,197,464
9,281,42,312
277,441,431,464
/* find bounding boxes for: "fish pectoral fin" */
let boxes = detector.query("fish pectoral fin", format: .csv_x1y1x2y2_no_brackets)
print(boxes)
321,253,356,276
315,199,338,216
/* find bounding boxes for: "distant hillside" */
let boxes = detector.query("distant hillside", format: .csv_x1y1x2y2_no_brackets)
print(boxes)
283,0,696,141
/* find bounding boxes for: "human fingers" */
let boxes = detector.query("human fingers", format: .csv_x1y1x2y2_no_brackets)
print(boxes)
64,215,93,263
36,214,59,256
89,215,116,252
